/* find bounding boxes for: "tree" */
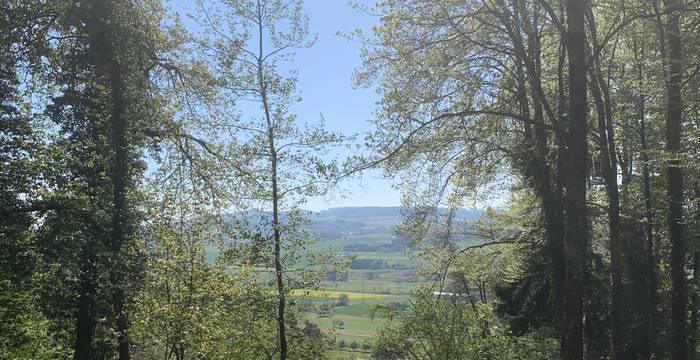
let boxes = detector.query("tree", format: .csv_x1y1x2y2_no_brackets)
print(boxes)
0,2,68,358
663,0,687,358
354,0,590,356
332,319,345,329
336,293,350,307
318,303,334,318
561,0,589,358
132,154,283,359
34,1,179,358
194,1,350,358
362,339,371,351
354,0,700,358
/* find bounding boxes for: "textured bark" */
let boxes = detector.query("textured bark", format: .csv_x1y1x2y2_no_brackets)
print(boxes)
562,0,589,358
665,0,687,358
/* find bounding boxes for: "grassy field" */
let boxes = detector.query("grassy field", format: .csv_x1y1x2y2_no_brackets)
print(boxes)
293,254,414,356
323,277,416,295
291,289,398,300
327,349,373,360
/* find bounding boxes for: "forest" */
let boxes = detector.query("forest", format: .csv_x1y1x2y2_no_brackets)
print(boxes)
1,0,700,359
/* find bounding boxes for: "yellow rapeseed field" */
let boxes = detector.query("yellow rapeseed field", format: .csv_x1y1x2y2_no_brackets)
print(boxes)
290,289,393,300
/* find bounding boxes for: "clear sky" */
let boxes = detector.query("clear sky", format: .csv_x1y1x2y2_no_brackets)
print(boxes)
171,0,403,211
282,1,403,211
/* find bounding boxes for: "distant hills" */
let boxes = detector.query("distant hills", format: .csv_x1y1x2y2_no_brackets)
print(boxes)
210,206,483,260
311,206,483,220
220,206,483,250
306,207,483,249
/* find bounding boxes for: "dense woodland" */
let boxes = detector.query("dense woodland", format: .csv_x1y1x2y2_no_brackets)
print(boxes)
1,0,700,359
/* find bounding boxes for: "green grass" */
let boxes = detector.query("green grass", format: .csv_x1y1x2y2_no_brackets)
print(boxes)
328,349,372,360
334,304,377,317
310,312,379,334
296,292,409,353
323,279,415,295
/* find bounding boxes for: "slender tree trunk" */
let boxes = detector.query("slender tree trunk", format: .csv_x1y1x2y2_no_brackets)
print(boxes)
255,2,286,357
590,67,627,359
270,142,287,360
586,15,627,351
508,3,567,330
563,0,589,358
530,37,566,339
665,1,687,358
635,36,658,357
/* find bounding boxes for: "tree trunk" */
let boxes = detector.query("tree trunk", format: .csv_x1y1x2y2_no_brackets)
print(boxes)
97,1,132,357
271,146,287,360
590,66,627,359
634,35,657,358
665,1,687,358
82,1,132,358
74,255,96,360
529,29,566,337
108,21,131,360
563,0,589,358
509,2,566,330
256,2,287,356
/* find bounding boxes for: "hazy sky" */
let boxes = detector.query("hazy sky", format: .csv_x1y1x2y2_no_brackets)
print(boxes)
172,0,403,211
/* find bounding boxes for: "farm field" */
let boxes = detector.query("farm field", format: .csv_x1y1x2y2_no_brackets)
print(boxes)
206,207,471,355
294,288,408,350
293,247,418,355
327,349,373,360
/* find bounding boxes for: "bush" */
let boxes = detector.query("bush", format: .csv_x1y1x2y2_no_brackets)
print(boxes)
338,339,347,349
332,318,345,329
336,293,349,307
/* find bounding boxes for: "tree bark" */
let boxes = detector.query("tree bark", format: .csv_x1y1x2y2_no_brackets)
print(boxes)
563,0,589,358
665,0,687,358
74,251,97,360
634,35,657,358
690,249,700,356
590,64,627,359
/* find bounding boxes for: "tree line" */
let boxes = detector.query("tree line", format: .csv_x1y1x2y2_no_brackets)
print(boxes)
356,0,699,359
1,0,699,359
1,0,344,359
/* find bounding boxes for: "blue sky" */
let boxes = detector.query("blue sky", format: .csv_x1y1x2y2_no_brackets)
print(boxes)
170,0,403,211
283,1,402,211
